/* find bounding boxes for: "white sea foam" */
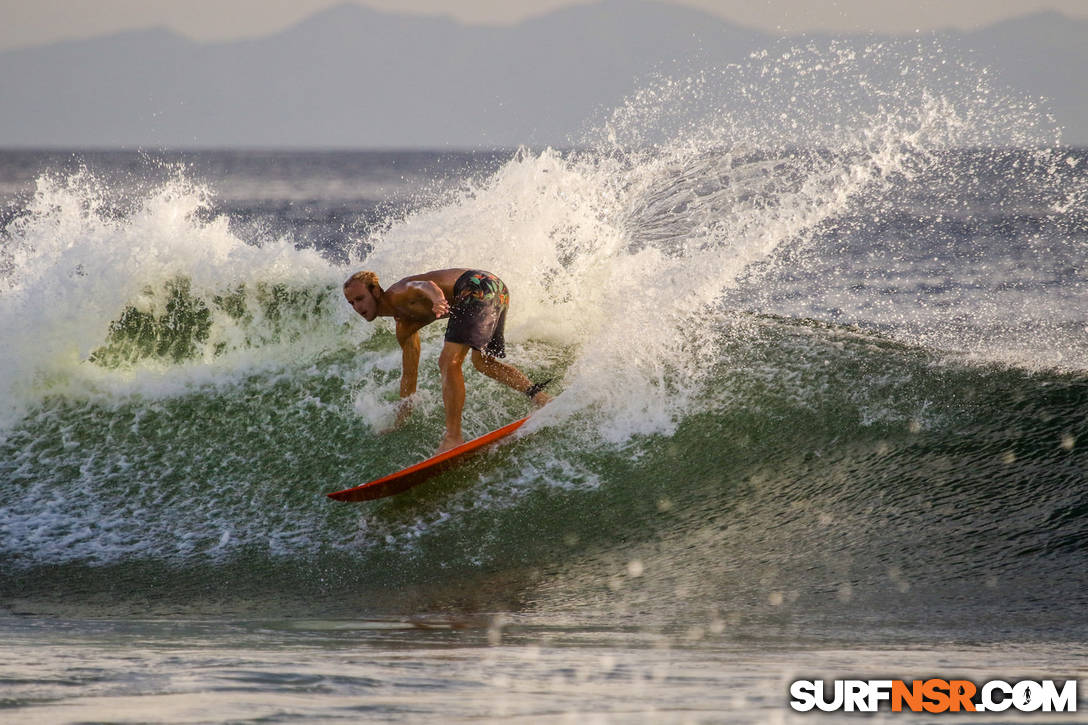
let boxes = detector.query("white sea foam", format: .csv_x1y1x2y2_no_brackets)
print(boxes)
356,41,1062,444
0,168,348,425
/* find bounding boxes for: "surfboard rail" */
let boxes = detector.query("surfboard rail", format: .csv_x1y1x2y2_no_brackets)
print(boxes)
326,416,530,502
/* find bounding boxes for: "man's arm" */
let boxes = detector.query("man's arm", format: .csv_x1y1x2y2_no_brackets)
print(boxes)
403,280,450,319
395,318,423,398
392,318,424,428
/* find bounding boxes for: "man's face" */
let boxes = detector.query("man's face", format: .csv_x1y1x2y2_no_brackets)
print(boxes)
344,280,378,321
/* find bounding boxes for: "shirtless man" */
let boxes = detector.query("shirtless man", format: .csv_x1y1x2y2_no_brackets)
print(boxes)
344,268,551,453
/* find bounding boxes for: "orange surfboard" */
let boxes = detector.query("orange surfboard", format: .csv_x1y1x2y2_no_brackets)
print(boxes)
326,416,530,502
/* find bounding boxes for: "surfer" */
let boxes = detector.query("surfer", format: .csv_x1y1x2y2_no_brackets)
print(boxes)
344,269,551,453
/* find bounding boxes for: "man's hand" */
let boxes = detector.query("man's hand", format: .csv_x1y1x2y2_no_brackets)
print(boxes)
432,297,450,318
378,397,413,434
394,397,414,427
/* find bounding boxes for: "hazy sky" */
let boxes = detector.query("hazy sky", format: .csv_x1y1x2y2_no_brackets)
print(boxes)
3,0,1087,51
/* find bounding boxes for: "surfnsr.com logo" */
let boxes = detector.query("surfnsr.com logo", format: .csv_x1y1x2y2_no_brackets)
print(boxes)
789,679,1077,713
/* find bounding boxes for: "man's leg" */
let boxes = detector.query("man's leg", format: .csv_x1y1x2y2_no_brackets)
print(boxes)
437,341,470,453
471,350,552,406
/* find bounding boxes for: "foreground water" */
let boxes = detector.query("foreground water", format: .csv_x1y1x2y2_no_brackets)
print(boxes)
2,41,1087,722
4,616,1086,723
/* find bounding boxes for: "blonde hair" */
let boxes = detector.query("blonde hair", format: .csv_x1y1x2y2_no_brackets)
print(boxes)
344,270,380,291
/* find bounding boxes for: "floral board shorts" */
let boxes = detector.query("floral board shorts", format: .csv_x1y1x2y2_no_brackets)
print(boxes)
444,270,510,358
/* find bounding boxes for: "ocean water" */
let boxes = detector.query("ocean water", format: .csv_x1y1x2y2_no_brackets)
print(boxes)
2,43,1088,722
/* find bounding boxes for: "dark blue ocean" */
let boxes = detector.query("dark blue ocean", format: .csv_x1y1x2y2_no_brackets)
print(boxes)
1,45,1087,722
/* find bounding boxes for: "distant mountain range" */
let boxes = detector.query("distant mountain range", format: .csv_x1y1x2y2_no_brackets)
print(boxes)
1,0,1086,148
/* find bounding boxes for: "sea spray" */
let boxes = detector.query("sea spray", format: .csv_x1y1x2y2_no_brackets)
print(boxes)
360,40,1078,444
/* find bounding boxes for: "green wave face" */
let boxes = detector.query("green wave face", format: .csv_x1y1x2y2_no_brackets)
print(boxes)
3,305,1084,628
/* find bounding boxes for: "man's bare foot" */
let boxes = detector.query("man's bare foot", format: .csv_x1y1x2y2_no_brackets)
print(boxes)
530,391,552,407
436,432,464,454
